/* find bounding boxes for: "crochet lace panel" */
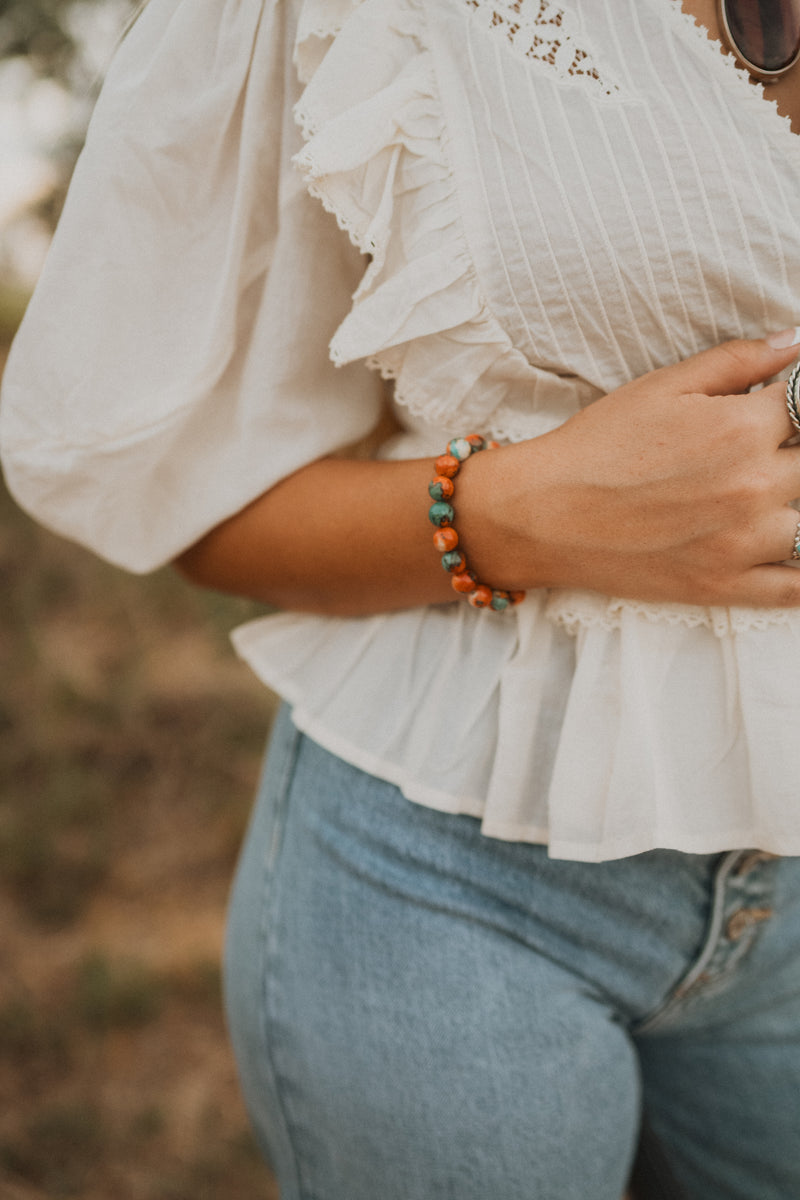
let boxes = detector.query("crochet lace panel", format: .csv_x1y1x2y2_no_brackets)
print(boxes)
464,0,618,95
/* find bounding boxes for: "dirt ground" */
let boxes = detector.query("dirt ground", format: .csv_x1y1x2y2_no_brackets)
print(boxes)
0,351,280,1198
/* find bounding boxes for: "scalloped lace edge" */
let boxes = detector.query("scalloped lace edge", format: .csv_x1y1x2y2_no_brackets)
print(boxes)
292,141,384,260
361,352,562,440
545,595,797,637
293,0,365,80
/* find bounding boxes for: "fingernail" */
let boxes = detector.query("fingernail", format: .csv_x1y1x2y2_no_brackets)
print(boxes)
766,326,800,349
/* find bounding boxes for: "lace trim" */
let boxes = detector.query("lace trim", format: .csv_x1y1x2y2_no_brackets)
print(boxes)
291,136,384,261
545,594,797,638
464,0,618,96
294,0,365,83
363,352,499,427
365,352,590,442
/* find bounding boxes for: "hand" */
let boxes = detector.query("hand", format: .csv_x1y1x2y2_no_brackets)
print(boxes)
465,335,800,608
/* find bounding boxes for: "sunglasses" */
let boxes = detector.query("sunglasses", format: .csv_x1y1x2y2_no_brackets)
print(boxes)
718,0,800,81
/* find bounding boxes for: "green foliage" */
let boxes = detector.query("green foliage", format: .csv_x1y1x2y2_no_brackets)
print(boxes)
1,1101,107,1194
76,952,163,1030
130,1105,166,1140
0,0,76,76
0,363,278,1200
0,0,107,82
0,751,111,927
0,0,139,234
0,464,273,927
0,996,68,1066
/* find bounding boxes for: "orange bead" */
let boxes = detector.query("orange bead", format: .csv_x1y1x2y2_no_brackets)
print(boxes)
451,570,478,594
468,585,494,608
434,454,460,478
508,591,526,605
433,526,459,553
429,474,455,501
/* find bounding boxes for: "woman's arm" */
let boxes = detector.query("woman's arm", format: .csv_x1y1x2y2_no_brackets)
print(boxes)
176,335,800,615
176,454,456,616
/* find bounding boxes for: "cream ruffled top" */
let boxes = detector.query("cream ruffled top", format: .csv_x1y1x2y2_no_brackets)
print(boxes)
4,0,800,860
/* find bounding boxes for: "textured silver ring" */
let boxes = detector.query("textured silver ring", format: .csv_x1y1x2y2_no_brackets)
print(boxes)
786,361,800,435
793,518,800,561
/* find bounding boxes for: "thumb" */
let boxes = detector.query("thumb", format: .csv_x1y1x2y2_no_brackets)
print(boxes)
664,330,800,398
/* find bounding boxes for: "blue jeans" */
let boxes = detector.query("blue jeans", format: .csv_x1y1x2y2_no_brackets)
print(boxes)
224,706,800,1199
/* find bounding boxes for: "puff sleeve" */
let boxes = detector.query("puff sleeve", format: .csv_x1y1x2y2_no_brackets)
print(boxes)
0,0,383,572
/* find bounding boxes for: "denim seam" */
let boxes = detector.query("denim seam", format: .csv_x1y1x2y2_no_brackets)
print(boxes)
255,710,306,1200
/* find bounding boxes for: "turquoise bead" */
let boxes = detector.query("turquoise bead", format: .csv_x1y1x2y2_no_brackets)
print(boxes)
428,501,455,527
490,592,510,612
448,437,472,461
441,550,464,573
428,479,449,501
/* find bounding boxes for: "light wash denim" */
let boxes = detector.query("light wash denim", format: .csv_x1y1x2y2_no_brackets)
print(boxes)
224,705,800,1200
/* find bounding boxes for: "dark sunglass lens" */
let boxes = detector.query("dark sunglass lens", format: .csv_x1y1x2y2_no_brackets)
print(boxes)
723,0,800,73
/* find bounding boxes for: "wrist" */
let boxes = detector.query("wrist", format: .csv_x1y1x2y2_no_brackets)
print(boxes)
452,438,556,593
426,436,526,610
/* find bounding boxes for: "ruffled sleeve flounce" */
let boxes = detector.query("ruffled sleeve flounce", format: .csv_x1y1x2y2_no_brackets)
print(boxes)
292,0,590,440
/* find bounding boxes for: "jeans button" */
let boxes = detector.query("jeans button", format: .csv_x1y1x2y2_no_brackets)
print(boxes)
726,907,773,940
734,850,779,875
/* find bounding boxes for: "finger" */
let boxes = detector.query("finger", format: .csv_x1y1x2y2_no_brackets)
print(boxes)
731,380,798,445
758,508,800,565
654,336,800,399
738,563,800,608
772,448,800,506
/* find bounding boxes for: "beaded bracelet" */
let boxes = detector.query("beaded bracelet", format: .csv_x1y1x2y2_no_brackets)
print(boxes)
428,434,526,612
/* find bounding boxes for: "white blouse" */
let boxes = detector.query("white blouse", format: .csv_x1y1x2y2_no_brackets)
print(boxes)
4,0,800,861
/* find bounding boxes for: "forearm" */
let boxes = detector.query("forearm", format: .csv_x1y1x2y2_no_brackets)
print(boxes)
174,453,525,617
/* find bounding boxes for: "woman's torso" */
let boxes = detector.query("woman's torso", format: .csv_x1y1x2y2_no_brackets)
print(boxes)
234,0,800,862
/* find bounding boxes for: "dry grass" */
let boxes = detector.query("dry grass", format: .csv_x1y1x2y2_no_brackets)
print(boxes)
0,344,279,1198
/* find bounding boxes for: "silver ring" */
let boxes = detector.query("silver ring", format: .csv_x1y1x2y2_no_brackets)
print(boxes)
792,518,800,561
786,361,800,435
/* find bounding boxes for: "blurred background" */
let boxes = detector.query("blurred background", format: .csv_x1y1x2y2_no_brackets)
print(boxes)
0,3,279,1196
